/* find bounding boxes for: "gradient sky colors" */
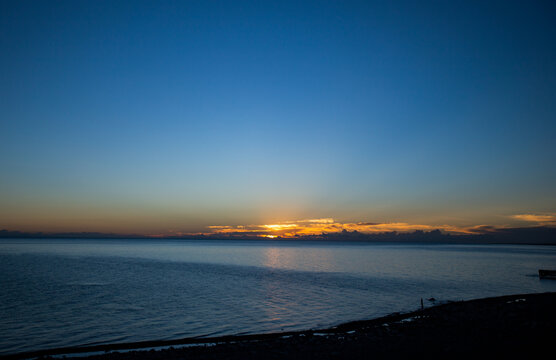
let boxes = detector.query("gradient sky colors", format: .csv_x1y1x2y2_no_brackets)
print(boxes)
1,0,556,236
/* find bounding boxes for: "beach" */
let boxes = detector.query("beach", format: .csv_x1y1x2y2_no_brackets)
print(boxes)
9,291,556,360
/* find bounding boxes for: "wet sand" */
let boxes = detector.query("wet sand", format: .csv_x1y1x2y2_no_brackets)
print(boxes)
9,292,556,360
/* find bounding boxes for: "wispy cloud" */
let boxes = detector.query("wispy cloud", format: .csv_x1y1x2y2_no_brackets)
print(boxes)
303,218,335,224
510,214,556,225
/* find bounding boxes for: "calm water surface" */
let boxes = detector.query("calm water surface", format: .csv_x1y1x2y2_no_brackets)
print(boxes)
1,239,556,354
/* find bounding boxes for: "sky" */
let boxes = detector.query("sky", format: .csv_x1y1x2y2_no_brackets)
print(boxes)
1,0,556,237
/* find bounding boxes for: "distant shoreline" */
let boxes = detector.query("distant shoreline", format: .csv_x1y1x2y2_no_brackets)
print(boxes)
1,232,556,246
5,292,556,359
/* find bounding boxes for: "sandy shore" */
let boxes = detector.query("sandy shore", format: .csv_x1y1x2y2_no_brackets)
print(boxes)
8,292,556,359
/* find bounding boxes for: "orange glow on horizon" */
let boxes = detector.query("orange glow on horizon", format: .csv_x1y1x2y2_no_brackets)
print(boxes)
263,224,299,231
6,215,549,238
204,218,477,237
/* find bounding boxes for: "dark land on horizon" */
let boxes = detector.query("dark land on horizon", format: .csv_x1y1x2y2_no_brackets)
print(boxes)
1,226,556,245
7,292,556,360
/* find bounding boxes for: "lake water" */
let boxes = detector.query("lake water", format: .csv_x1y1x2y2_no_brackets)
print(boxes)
1,239,556,355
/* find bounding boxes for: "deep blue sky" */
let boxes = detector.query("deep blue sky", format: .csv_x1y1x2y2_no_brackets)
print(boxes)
1,0,555,234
